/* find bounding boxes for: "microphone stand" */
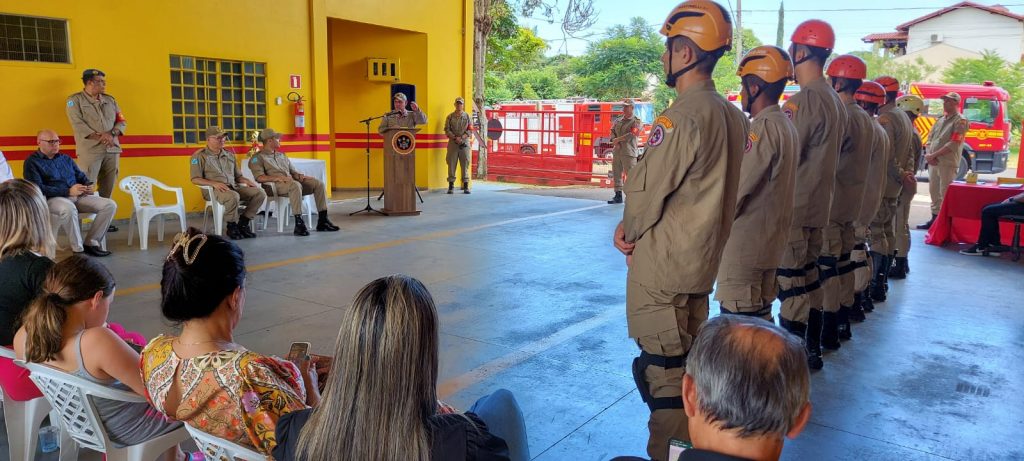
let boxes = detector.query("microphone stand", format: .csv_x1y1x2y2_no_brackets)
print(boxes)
350,113,388,216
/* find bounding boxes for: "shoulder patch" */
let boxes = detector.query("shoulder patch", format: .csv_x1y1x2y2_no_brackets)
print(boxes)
190,158,199,165
66,100,74,107
653,115,675,131
250,156,259,162
745,132,759,153
782,102,797,120
648,125,666,147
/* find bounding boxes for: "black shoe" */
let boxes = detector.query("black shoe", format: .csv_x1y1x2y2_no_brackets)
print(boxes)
889,256,908,279
226,222,243,240
960,244,1000,256
447,182,454,194
869,251,887,302
293,216,310,236
821,311,842,350
607,191,623,204
107,225,118,232
316,211,340,232
806,311,825,369
83,245,111,257
916,214,937,230
238,217,257,239
780,317,822,370
860,290,875,313
848,300,866,322
463,184,471,194
838,305,855,340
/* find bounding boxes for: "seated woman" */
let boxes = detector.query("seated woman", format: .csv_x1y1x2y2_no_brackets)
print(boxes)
13,256,191,460
0,179,55,401
141,228,320,455
273,275,531,461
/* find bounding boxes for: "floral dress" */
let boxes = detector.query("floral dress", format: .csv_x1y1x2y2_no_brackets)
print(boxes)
140,335,308,454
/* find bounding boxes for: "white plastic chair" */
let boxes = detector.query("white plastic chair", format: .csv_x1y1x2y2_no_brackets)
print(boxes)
0,347,77,461
199,185,261,236
184,424,266,461
50,212,107,252
21,360,189,461
118,176,187,250
240,160,313,233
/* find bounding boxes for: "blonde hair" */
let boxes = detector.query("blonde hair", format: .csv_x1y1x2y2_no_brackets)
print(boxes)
0,179,55,259
296,275,439,461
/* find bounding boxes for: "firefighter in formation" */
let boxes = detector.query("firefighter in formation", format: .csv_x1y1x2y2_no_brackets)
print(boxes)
614,3,925,458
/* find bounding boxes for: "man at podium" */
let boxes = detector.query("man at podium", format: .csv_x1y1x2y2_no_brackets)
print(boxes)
378,92,427,133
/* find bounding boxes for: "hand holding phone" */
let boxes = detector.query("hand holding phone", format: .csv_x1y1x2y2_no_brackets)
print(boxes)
287,342,310,366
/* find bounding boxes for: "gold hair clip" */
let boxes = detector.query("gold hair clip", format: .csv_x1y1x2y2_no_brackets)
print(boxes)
167,233,208,265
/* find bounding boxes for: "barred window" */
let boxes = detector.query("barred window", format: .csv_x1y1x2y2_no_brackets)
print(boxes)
170,55,267,144
0,14,70,63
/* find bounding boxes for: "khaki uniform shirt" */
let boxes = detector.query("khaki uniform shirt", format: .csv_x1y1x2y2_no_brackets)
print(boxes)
927,112,968,168
65,91,126,154
378,109,428,133
190,148,242,187
623,80,749,293
858,119,890,225
878,103,915,198
610,115,642,158
783,78,847,229
718,105,798,272
250,148,299,180
830,101,874,223
444,111,472,147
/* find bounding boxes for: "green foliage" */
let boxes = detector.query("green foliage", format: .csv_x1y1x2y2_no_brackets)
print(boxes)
506,68,568,99
575,20,663,100
488,26,547,73
851,51,938,86
714,29,763,94
943,50,1024,129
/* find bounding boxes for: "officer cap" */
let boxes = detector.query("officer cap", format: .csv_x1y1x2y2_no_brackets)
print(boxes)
940,92,961,103
205,126,227,139
259,128,283,142
622,99,635,107
82,69,105,80
393,92,408,102
455,97,465,104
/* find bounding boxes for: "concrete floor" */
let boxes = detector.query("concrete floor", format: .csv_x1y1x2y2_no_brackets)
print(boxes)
3,180,1023,461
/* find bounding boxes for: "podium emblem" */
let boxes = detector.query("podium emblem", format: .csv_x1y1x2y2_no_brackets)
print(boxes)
392,130,416,155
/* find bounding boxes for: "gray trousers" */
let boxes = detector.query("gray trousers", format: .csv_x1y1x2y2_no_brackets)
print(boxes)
48,195,116,252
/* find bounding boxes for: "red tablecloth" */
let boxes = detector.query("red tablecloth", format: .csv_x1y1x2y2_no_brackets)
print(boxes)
925,182,1023,246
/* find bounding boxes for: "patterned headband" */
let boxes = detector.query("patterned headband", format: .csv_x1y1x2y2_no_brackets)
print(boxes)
167,233,208,265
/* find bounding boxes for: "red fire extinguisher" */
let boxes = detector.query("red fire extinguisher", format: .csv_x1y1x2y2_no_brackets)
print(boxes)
288,92,305,136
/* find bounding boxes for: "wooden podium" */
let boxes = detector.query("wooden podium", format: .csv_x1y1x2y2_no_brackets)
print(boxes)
381,127,421,216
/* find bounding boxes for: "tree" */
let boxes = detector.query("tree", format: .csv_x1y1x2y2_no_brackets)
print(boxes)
943,50,1024,131
851,50,938,86
776,1,784,48
506,68,568,99
488,26,547,74
713,28,763,93
575,19,663,101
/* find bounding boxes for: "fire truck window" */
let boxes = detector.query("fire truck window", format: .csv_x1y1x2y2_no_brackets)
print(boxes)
963,98,996,125
924,99,943,117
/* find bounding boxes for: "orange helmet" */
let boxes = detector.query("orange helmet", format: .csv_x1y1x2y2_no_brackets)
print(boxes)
791,19,835,50
661,0,734,52
855,81,886,105
737,46,794,83
826,55,867,79
874,76,900,92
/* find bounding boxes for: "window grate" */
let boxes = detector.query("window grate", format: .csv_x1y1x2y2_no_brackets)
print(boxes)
0,14,69,63
170,54,267,144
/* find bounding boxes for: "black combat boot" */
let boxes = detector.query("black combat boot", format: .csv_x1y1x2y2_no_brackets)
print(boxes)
780,317,822,369
463,182,471,194
447,182,454,194
226,222,243,240
838,305,854,340
821,310,842,350
316,210,340,232
607,191,623,204
904,255,910,274
293,216,309,236
238,217,257,238
848,297,866,322
806,311,825,369
889,256,908,279
916,214,937,230
860,289,875,313
869,251,887,302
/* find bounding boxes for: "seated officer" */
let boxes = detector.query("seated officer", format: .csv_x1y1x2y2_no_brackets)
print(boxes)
23,129,116,256
189,126,266,240
249,128,339,236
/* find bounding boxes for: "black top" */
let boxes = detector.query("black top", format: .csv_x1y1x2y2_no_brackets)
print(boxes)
612,448,756,461
273,408,511,461
0,252,54,345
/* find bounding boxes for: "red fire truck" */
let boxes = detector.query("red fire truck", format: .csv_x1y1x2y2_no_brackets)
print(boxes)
471,100,654,186
908,81,1011,179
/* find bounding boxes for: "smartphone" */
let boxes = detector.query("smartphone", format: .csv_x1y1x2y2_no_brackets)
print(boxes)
668,438,691,461
286,342,310,365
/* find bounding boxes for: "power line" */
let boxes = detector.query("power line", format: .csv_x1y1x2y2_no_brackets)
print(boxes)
740,4,1024,13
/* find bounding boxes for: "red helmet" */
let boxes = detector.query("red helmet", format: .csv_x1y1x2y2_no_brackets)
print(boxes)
826,55,867,79
791,19,835,49
874,76,899,92
855,81,886,105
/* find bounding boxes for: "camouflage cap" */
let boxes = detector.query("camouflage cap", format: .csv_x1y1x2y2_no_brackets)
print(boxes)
622,99,635,106
259,128,283,141
455,97,465,104
393,92,408,102
205,126,227,139
940,92,962,103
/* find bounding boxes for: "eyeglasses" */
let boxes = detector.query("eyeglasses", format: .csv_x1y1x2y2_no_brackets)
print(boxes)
90,79,106,85
40,139,61,144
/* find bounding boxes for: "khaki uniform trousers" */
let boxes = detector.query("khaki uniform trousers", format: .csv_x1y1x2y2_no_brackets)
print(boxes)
263,177,328,215
870,198,897,255
447,142,471,185
853,225,872,293
928,163,958,215
778,226,823,323
821,222,856,313
895,185,915,256
76,151,119,199
612,155,638,192
627,280,709,460
202,186,266,223
715,269,776,320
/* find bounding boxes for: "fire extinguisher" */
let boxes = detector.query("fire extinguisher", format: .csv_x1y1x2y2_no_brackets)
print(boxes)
288,92,305,136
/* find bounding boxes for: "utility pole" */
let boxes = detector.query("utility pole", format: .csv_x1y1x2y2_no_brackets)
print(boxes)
736,0,743,58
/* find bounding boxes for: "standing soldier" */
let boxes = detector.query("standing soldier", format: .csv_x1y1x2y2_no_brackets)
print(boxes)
613,2,747,458
892,94,926,277
444,97,473,194
776,19,845,371
820,55,873,348
190,126,266,240
852,82,890,319
873,76,917,283
715,46,797,321
250,128,339,236
917,92,966,232
607,100,642,204
66,69,125,232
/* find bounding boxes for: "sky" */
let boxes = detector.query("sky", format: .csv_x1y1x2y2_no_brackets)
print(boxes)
522,0,1024,56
